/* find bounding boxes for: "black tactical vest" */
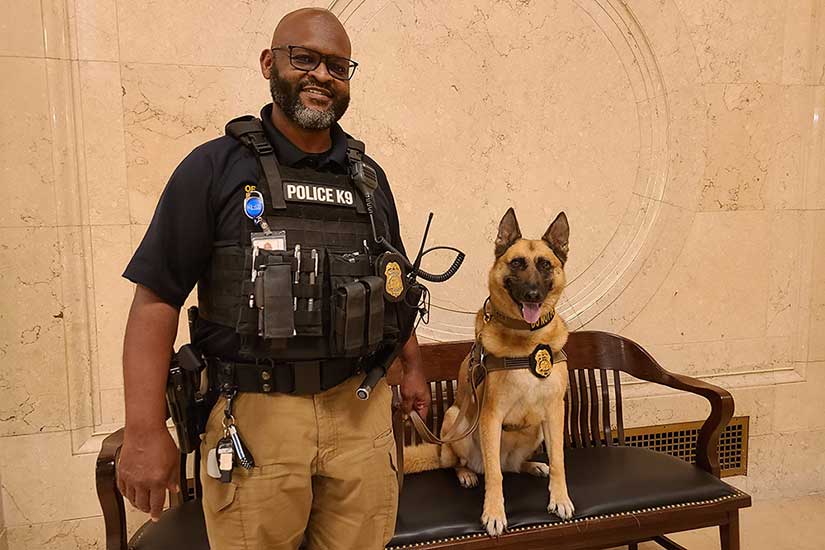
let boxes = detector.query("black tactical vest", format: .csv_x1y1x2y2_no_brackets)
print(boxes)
196,116,408,363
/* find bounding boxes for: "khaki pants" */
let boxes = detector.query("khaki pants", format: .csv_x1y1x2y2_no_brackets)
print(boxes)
200,376,399,550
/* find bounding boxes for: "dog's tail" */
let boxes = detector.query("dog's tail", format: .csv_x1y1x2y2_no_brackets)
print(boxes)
403,443,457,473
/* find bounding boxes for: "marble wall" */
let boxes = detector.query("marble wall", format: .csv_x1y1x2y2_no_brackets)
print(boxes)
0,0,823,548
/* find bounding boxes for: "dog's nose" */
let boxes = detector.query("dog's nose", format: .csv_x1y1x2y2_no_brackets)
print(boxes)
524,289,542,302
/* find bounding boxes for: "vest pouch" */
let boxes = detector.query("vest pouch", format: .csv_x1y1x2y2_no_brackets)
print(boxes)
329,249,372,355
254,263,295,340
334,281,366,356
361,276,385,350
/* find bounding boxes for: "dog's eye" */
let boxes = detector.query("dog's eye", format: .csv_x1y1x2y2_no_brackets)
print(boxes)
538,259,553,271
509,257,526,270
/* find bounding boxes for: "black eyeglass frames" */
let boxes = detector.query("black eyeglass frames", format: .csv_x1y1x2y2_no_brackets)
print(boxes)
272,45,358,81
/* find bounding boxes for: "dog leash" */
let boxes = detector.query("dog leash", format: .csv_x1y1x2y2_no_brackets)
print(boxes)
407,342,487,445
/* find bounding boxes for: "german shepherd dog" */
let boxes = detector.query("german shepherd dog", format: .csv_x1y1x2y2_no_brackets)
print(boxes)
405,208,574,536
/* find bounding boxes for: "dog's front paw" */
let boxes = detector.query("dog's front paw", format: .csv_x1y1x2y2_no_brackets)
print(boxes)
548,493,575,520
456,467,479,488
481,501,508,537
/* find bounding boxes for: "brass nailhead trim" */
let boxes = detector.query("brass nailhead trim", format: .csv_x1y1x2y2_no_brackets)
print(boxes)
386,491,745,549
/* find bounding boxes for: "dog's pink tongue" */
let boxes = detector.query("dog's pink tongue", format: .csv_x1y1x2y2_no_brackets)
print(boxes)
521,303,542,324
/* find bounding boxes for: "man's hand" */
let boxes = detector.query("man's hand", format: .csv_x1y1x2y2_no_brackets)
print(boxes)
117,427,180,521
399,333,431,420
119,285,183,521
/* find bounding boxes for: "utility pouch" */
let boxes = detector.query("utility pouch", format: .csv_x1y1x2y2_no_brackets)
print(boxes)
335,281,366,355
254,262,295,339
361,276,385,349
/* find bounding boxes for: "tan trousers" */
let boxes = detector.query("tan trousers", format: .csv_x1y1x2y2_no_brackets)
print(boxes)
200,376,399,550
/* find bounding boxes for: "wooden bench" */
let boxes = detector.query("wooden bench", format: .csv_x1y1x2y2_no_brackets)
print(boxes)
96,330,751,549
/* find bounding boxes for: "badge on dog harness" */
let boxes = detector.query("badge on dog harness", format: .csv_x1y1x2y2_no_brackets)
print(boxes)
530,345,554,378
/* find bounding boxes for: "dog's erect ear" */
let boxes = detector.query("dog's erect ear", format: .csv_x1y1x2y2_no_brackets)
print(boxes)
494,207,522,257
542,211,570,265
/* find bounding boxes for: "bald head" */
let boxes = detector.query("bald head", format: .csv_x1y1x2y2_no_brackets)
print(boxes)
271,8,351,57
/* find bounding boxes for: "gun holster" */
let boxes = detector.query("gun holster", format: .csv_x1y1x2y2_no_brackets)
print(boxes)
166,343,207,454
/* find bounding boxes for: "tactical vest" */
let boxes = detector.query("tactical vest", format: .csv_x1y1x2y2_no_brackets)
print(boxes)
196,116,409,363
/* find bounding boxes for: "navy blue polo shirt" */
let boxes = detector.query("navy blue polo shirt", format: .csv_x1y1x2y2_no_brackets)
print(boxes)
124,103,406,355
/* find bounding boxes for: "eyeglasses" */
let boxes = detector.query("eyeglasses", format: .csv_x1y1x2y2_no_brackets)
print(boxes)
272,45,358,81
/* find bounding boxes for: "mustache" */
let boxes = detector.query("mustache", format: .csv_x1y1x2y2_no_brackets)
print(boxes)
299,77,335,96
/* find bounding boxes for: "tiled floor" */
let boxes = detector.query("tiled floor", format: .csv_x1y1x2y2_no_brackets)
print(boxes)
608,494,824,550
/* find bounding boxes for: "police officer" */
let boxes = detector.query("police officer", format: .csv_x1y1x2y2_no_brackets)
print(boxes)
117,8,431,550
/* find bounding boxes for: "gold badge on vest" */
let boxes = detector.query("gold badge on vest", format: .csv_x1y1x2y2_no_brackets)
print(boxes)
376,252,407,302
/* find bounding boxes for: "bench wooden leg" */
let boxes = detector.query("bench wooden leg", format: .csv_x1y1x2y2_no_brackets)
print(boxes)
720,510,740,550
628,544,638,550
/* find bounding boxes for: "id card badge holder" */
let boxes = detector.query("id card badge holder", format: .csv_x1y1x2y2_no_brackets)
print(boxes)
250,230,287,282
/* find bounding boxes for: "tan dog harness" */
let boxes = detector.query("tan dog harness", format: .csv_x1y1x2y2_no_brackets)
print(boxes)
408,338,566,445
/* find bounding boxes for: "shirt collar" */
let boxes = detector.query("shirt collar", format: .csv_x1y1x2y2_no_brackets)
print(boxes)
260,103,349,172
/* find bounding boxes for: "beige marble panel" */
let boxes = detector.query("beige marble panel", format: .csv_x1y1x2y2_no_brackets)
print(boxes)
809,211,825,361
767,211,804,338
98,388,124,428
673,0,786,84
644,336,792,379
0,529,6,550
623,211,770,344
79,61,129,225
91,224,134,391
781,0,825,85
122,62,267,224
734,429,825,499
0,431,99,526
74,0,119,61
56,225,95,437
45,57,87,229
0,470,5,531
40,0,72,60
765,86,818,211
0,228,69,437
0,1,44,57
804,86,825,209
774,362,825,433
0,58,56,228
699,83,798,212
5,516,104,550
622,383,775,438
621,0,702,93
116,0,319,66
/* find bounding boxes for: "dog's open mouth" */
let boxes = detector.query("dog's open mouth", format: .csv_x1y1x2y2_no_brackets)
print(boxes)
520,302,542,324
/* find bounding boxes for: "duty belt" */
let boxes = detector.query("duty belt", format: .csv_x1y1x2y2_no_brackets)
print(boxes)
208,357,362,395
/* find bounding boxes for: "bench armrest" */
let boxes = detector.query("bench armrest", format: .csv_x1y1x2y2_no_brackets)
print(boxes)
95,428,128,550
652,369,734,478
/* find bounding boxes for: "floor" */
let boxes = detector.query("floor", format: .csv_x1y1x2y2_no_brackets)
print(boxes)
607,494,824,550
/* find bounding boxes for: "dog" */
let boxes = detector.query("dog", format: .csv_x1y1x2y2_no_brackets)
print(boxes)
405,207,574,536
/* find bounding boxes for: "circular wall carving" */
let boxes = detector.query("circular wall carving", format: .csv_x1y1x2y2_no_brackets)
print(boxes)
333,0,702,340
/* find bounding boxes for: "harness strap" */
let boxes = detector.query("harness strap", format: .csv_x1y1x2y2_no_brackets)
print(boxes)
225,116,287,210
483,348,568,374
407,344,568,445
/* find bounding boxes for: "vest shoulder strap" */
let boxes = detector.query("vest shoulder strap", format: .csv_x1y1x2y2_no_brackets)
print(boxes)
225,115,286,210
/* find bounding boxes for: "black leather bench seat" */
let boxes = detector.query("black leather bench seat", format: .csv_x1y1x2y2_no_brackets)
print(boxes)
388,446,740,548
129,446,740,550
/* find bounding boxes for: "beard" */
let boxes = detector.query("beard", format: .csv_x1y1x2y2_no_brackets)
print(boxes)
269,70,350,130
